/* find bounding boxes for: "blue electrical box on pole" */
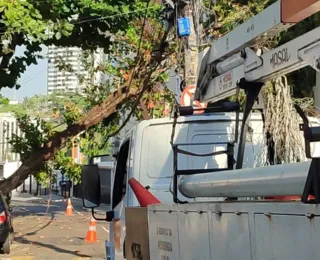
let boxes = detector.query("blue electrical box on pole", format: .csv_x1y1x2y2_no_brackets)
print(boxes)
177,17,191,37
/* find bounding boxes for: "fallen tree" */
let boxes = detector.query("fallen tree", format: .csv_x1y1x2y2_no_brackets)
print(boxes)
0,45,171,193
0,0,178,192
0,4,176,193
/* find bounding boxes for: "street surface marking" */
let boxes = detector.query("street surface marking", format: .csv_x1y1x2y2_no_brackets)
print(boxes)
72,206,85,217
100,225,109,233
14,206,30,212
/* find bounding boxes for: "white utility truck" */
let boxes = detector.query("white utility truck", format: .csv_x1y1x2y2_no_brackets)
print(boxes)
82,111,266,258
81,0,320,259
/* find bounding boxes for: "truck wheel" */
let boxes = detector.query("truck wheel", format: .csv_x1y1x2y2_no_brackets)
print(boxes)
2,234,10,254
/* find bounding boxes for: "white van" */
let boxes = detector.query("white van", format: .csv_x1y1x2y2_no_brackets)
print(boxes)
103,112,265,259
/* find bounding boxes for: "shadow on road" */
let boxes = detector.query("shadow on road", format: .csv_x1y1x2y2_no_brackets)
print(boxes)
11,204,60,237
8,202,102,258
14,236,91,258
23,212,55,236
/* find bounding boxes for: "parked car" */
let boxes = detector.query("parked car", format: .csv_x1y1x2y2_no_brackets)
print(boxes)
0,178,12,206
0,192,13,254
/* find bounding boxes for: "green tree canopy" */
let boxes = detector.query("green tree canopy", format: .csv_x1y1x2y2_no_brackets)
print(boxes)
0,0,162,90
0,0,176,193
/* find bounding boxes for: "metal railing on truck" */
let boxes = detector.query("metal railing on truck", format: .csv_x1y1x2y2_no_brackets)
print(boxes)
170,103,240,203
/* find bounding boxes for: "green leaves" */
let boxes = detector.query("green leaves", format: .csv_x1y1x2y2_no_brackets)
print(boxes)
54,151,82,184
8,109,82,184
55,31,62,40
63,102,83,126
0,0,153,90
0,95,9,106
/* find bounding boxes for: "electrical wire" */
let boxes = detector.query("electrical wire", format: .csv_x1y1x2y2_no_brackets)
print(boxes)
99,0,154,147
0,5,161,34
100,12,175,148
17,67,47,86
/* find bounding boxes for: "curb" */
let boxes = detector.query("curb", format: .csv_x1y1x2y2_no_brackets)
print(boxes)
12,197,85,204
12,198,68,204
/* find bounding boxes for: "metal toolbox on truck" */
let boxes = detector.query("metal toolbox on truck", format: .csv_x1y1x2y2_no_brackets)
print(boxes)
126,202,320,260
125,207,150,260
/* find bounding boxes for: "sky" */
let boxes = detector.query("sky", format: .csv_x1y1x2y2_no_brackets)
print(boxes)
0,46,48,101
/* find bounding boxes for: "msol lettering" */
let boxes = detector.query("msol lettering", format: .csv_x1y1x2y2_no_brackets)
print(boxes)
270,47,291,68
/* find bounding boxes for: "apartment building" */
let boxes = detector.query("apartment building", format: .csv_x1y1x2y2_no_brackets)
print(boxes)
47,46,106,94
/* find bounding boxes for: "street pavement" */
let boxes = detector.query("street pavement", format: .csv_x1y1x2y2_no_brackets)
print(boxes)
1,194,111,260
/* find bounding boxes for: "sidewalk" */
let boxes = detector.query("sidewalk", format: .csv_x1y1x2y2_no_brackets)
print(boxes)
12,191,110,213
12,191,68,203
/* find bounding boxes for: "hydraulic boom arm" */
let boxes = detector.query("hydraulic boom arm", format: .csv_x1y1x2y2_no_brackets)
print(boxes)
195,0,320,104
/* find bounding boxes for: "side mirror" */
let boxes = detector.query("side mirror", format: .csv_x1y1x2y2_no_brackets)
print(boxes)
81,165,101,208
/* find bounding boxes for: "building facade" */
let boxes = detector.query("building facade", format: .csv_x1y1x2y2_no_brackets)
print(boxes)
47,46,107,94
0,113,22,162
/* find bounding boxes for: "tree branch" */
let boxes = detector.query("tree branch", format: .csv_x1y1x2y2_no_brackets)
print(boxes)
138,100,151,120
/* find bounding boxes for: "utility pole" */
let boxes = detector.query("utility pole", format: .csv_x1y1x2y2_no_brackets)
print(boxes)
182,1,199,90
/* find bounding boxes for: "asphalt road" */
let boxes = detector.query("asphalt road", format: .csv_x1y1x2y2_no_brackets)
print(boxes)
0,200,110,260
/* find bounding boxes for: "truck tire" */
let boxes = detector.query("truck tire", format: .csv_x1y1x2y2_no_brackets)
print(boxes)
2,234,10,254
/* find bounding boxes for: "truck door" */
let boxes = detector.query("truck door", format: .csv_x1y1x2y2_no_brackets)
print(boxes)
111,138,131,258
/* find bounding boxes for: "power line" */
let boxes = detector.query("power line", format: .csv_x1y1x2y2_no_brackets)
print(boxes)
100,0,152,146
74,6,160,25
101,0,172,147
0,6,161,33
17,68,47,86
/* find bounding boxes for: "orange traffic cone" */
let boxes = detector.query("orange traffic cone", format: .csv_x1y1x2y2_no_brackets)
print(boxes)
65,198,73,216
128,177,161,207
85,216,98,243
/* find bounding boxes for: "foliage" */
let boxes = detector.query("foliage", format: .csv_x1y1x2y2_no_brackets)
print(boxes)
200,0,271,45
80,122,115,162
54,151,82,185
0,92,86,122
0,0,175,190
9,114,54,162
9,113,56,185
0,95,9,106
8,109,90,184
0,0,163,90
